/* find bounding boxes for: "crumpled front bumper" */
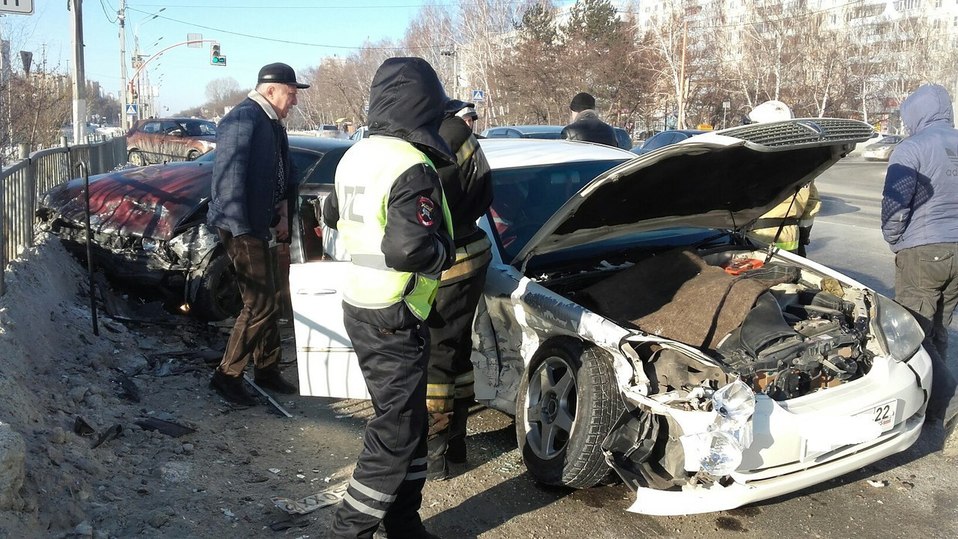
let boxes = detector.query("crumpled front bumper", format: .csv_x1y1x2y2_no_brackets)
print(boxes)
622,347,932,515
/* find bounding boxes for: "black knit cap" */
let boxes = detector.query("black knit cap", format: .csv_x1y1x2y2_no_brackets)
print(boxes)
570,92,595,112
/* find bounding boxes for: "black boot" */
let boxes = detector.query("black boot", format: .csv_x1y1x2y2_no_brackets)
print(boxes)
446,398,472,464
210,369,260,406
426,429,450,481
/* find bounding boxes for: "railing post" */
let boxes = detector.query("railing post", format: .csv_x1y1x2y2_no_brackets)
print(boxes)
22,145,35,249
0,150,5,297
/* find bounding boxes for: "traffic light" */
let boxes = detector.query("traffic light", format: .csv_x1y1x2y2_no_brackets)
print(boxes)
210,42,226,66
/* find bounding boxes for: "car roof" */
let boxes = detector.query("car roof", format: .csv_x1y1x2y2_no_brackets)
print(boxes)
288,136,355,152
479,138,635,169
486,125,564,134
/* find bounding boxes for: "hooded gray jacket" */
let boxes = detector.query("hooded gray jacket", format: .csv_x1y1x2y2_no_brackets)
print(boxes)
881,84,958,252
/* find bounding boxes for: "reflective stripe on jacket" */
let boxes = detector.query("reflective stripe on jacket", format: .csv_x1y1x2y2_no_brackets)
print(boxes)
336,137,454,320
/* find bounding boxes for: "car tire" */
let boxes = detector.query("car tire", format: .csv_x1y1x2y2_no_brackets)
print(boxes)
128,149,147,166
189,253,242,322
516,339,622,489
186,150,200,161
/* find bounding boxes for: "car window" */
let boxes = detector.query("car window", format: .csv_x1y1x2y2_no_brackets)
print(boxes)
140,121,162,134
489,159,628,261
183,120,216,136
290,150,324,185
302,146,351,184
525,131,562,139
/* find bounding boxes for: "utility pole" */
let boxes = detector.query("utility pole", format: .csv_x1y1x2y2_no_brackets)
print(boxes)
118,0,128,130
70,0,87,143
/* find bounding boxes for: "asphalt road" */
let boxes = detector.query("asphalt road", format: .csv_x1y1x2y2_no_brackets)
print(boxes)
401,155,958,539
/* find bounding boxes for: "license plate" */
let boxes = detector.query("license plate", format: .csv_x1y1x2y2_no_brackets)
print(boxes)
858,400,897,433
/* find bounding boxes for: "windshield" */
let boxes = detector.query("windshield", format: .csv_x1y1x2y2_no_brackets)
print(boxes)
490,159,627,261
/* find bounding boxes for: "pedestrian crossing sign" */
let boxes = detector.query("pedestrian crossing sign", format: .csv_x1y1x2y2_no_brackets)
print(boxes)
471,89,485,103
125,103,138,116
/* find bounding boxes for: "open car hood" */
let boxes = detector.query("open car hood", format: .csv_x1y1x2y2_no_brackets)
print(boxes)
514,118,874,266
44,161,213,240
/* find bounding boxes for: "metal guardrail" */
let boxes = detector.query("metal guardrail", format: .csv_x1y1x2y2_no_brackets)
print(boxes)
0,136,128,295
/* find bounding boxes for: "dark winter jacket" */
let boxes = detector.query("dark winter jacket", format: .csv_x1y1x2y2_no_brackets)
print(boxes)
561,109,618,147
437,115,493,246
323,57,455,323
208,95,295,242
881,84,958,252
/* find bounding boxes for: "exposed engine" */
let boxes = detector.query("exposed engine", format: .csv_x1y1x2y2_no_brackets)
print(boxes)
715,284,872,401
552,248,875,402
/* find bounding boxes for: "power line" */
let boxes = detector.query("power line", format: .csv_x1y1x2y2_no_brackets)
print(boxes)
99,0,118,23
125,6,440,50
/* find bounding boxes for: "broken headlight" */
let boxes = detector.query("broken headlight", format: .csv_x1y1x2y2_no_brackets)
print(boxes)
699,380,755,476
874,294,924,361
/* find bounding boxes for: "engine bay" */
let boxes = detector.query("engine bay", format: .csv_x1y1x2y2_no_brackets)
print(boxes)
540,246,875,402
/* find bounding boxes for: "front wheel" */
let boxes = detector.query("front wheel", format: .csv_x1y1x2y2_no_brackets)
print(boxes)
516,339,622,488
128,149,147,166
188,253,241,322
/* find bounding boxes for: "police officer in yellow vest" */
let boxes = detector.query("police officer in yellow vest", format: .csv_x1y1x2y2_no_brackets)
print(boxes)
322,57,455,539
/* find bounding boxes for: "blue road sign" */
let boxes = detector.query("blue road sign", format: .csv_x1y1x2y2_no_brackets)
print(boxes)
125,103,138,116
471,89,485,103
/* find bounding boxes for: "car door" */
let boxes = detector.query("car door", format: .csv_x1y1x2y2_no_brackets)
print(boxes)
290,261,369,398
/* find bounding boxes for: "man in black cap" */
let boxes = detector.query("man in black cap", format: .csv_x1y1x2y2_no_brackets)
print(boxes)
560,91,617,147
206,62,309,405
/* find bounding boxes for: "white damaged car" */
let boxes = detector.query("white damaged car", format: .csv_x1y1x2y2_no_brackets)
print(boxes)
290,119,931,515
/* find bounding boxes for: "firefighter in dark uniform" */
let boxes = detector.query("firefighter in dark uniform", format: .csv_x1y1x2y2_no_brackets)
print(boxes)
426,100,494,480
322,57,455,539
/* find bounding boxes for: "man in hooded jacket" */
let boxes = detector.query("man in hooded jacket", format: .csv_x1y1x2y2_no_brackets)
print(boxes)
322,57,455,539
881,83,958,450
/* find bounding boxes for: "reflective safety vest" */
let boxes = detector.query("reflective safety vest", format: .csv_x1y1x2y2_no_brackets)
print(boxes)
336,137,453,320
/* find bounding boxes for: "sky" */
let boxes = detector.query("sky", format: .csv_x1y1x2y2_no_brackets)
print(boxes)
1,0,457,117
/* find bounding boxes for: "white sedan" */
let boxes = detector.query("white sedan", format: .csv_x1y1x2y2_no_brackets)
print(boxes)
290,120,931,515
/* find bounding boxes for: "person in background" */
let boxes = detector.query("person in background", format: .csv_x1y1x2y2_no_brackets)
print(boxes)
322,57,454,539
425,100,494,481
455,105,479,132
880,83,958,455
745,100,820,255
206,62,306,406
560,91,618,147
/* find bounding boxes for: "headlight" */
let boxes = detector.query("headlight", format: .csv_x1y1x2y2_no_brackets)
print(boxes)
699,379,755,476
874,294,924,361
141,237,159,252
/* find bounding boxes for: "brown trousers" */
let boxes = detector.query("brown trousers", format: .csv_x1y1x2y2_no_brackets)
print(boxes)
216,229,282,377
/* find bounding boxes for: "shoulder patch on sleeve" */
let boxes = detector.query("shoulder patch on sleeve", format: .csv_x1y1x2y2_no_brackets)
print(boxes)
417,196,436,227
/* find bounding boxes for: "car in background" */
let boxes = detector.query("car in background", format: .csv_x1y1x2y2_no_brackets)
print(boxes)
291,121,930,516
126,117,217,165
482,125,564,139
862,134,904,161
316,124,349,139
349,126,368,141
631,129,706,154
484,124,631,149
36,137,353,322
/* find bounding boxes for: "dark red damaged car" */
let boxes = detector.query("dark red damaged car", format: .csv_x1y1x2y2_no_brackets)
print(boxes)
36,136,352,321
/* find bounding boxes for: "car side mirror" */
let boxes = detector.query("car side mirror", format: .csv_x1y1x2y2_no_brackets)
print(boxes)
170,129,185,137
